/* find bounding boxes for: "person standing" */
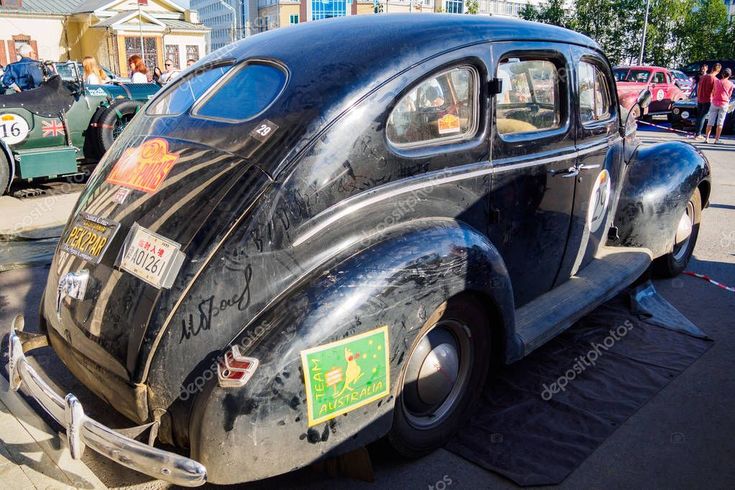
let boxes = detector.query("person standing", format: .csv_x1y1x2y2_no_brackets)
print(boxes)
82,56,107,85
1,44,43,92
159,59,179,85
127,54,149,83
704,68,734,144
693,63,719,140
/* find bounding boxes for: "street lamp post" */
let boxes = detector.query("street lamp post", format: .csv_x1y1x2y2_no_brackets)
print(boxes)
219,0,238,45
639,0,651,65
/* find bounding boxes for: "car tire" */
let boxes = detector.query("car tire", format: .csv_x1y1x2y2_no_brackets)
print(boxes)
387,295,491,458
0,150,10,196
653,188,702,278
95,99,143,157
85,105,107,161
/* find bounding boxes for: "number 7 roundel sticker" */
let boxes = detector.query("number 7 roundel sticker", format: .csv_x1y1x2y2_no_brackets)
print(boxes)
588,169,611,233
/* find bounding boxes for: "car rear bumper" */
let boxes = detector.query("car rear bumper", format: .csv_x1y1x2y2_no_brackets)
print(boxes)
6,317,207,487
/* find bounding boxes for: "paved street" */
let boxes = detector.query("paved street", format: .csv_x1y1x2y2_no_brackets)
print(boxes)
0,128,734,489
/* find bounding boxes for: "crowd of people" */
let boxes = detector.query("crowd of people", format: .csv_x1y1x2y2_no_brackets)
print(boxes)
0,43,197,93
691,63,734,144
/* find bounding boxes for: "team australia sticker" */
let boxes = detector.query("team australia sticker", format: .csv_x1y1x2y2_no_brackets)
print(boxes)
588,169,611,233
300,326,391,427
106,138,179,193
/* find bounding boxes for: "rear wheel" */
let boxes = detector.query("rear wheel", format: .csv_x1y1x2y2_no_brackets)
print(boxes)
653,188,701,277
387,296,490,458
0,150,10,195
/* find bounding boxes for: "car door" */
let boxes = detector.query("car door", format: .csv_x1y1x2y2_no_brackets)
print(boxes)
555,47,623,283
488,43,575,307
649,69,671,113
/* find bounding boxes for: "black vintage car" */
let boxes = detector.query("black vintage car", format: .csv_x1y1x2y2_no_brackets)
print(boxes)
7,15,710,486
670,94,735,134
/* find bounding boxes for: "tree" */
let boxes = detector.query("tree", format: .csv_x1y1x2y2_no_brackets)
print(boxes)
519,4,541,22
465,0,479,14
679,0,730,63
520,0,572,28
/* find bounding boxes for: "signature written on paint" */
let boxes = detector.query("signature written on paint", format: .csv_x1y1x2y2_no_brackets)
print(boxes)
179,265,252,343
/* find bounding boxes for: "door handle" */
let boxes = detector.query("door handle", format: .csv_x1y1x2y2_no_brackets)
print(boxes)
577,163,600,171
549,166,579,178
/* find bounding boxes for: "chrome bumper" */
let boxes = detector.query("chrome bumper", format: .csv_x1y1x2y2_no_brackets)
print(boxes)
6,318,207,486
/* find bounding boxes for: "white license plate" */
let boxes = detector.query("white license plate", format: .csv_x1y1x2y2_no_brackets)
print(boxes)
120,224,185,289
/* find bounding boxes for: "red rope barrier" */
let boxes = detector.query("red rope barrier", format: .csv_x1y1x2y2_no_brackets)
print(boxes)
683,271,735,293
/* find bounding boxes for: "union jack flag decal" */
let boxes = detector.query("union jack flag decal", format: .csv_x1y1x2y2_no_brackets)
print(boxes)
41,119,65,137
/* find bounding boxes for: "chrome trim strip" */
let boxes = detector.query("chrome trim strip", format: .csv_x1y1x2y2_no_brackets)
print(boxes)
7,323,207,487
294,140,613,247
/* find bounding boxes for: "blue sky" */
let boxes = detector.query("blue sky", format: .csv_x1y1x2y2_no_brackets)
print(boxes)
173,0,190,7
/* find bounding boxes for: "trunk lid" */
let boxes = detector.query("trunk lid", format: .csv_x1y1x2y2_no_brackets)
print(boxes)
43,123,272,385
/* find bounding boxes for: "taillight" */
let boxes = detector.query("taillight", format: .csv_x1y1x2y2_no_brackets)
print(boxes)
217,345,259,388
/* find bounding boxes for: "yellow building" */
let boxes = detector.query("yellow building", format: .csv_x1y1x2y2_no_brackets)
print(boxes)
0,0,209,76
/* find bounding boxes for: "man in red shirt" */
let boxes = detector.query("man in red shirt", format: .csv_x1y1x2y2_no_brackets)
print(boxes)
694,63,719,139
704,68,734,144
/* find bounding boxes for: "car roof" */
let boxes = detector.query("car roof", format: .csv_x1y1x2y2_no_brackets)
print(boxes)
615,66,666,71
217,14,601,67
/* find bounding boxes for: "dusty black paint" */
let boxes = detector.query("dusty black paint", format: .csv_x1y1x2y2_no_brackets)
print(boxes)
36,14,710,486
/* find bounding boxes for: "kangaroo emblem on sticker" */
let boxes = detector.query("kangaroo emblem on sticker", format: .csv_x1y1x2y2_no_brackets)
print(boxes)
106,138,179,193
588,169,611,233
300,326,390,427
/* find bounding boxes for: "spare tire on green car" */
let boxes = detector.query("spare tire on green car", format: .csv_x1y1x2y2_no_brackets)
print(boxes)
92,99,143,159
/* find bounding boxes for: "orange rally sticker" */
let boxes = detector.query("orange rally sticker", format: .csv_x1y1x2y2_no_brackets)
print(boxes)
437,113,461,135
106,138,179,193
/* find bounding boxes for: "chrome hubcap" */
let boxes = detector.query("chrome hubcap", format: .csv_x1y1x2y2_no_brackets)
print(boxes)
673,201,694,262
417,341,460,406
402,320,472,429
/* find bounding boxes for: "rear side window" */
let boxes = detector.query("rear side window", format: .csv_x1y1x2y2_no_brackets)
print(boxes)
613,68,628,82
496,59,561,135
652,72,666,83
386,65,479,148
579,61,613,124
193,63,287,122
148,64,233,115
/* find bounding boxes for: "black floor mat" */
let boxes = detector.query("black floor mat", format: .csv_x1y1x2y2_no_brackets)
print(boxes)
446,283,713,486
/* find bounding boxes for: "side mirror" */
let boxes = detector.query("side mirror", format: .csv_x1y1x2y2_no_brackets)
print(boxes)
637,89,652,110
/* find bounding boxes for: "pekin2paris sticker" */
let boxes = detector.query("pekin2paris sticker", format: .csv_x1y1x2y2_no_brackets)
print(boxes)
300,326,390,427
106,138,179,193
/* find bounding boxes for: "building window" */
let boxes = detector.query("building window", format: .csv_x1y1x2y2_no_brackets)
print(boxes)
186,45,200,63
165,45,180,69
312,0,347,20
289,14,299,24
444,0,463,13
125,37,157,73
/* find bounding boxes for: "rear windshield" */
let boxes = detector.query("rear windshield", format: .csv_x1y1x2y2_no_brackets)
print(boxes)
193,63,287,122
147,63,234,116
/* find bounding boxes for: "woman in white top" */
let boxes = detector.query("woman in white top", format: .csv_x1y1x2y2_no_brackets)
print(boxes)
82,56,107,85
128,54,149,83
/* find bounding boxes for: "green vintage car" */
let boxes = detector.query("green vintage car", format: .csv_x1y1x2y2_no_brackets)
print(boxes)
0,62,159,194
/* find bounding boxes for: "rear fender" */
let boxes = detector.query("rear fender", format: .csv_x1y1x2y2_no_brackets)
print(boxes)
610,141,710,257
0,138,14,192
188,219,516,484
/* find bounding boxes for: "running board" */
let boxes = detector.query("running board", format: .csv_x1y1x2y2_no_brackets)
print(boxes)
512,246,653,360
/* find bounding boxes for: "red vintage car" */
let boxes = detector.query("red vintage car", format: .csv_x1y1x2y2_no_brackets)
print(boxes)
614,65,685,119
